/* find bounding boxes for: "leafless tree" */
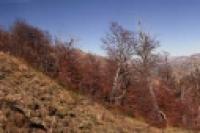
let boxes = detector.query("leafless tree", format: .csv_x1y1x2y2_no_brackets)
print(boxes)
134,31,159,80
133,31,168,126
180,67,200,128
55,38,82,89
158,52,177,91
102,22,136,105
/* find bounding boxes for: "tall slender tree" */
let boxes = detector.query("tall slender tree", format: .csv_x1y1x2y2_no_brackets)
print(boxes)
102,22,136,105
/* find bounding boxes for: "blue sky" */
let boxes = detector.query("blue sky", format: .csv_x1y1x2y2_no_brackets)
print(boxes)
0,0,200,56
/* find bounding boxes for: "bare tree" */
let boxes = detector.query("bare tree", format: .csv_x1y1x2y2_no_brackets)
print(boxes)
134,31,159,80
158,52,177,91
159,52,171,81
55,38,82,89
180,67,200,128
0,28,10,52
102,22,136,105
134,31,168,126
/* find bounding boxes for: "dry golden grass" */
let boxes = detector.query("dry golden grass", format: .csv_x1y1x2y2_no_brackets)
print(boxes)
0,52,192,133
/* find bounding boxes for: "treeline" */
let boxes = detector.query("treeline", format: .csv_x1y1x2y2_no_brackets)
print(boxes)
0,20,200,130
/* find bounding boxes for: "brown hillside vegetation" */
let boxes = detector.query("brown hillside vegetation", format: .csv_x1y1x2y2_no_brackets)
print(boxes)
1,21,200,132
0,52,189,133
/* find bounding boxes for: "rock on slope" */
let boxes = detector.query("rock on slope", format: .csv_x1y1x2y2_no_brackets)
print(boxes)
0,52,188,133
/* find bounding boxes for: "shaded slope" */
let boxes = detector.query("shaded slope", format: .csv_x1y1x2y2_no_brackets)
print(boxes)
0,52,188,133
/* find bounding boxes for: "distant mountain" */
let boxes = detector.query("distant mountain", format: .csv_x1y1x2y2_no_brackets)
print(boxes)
170,53,200,77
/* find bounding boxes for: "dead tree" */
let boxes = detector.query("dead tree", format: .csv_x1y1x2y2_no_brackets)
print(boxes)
55,38,82,89
158,52,177,91
180,67,200,128
134,31,168,126
102,22,136,105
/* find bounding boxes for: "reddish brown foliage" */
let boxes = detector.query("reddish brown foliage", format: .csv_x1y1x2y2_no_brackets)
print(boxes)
0,20,199,130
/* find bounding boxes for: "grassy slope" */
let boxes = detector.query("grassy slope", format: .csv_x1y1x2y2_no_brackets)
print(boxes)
0,52,189,133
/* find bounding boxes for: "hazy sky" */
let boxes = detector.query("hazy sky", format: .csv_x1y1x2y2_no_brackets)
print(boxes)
0,0,200,56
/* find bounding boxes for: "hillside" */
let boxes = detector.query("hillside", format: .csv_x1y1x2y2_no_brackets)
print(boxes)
0,52,190,133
